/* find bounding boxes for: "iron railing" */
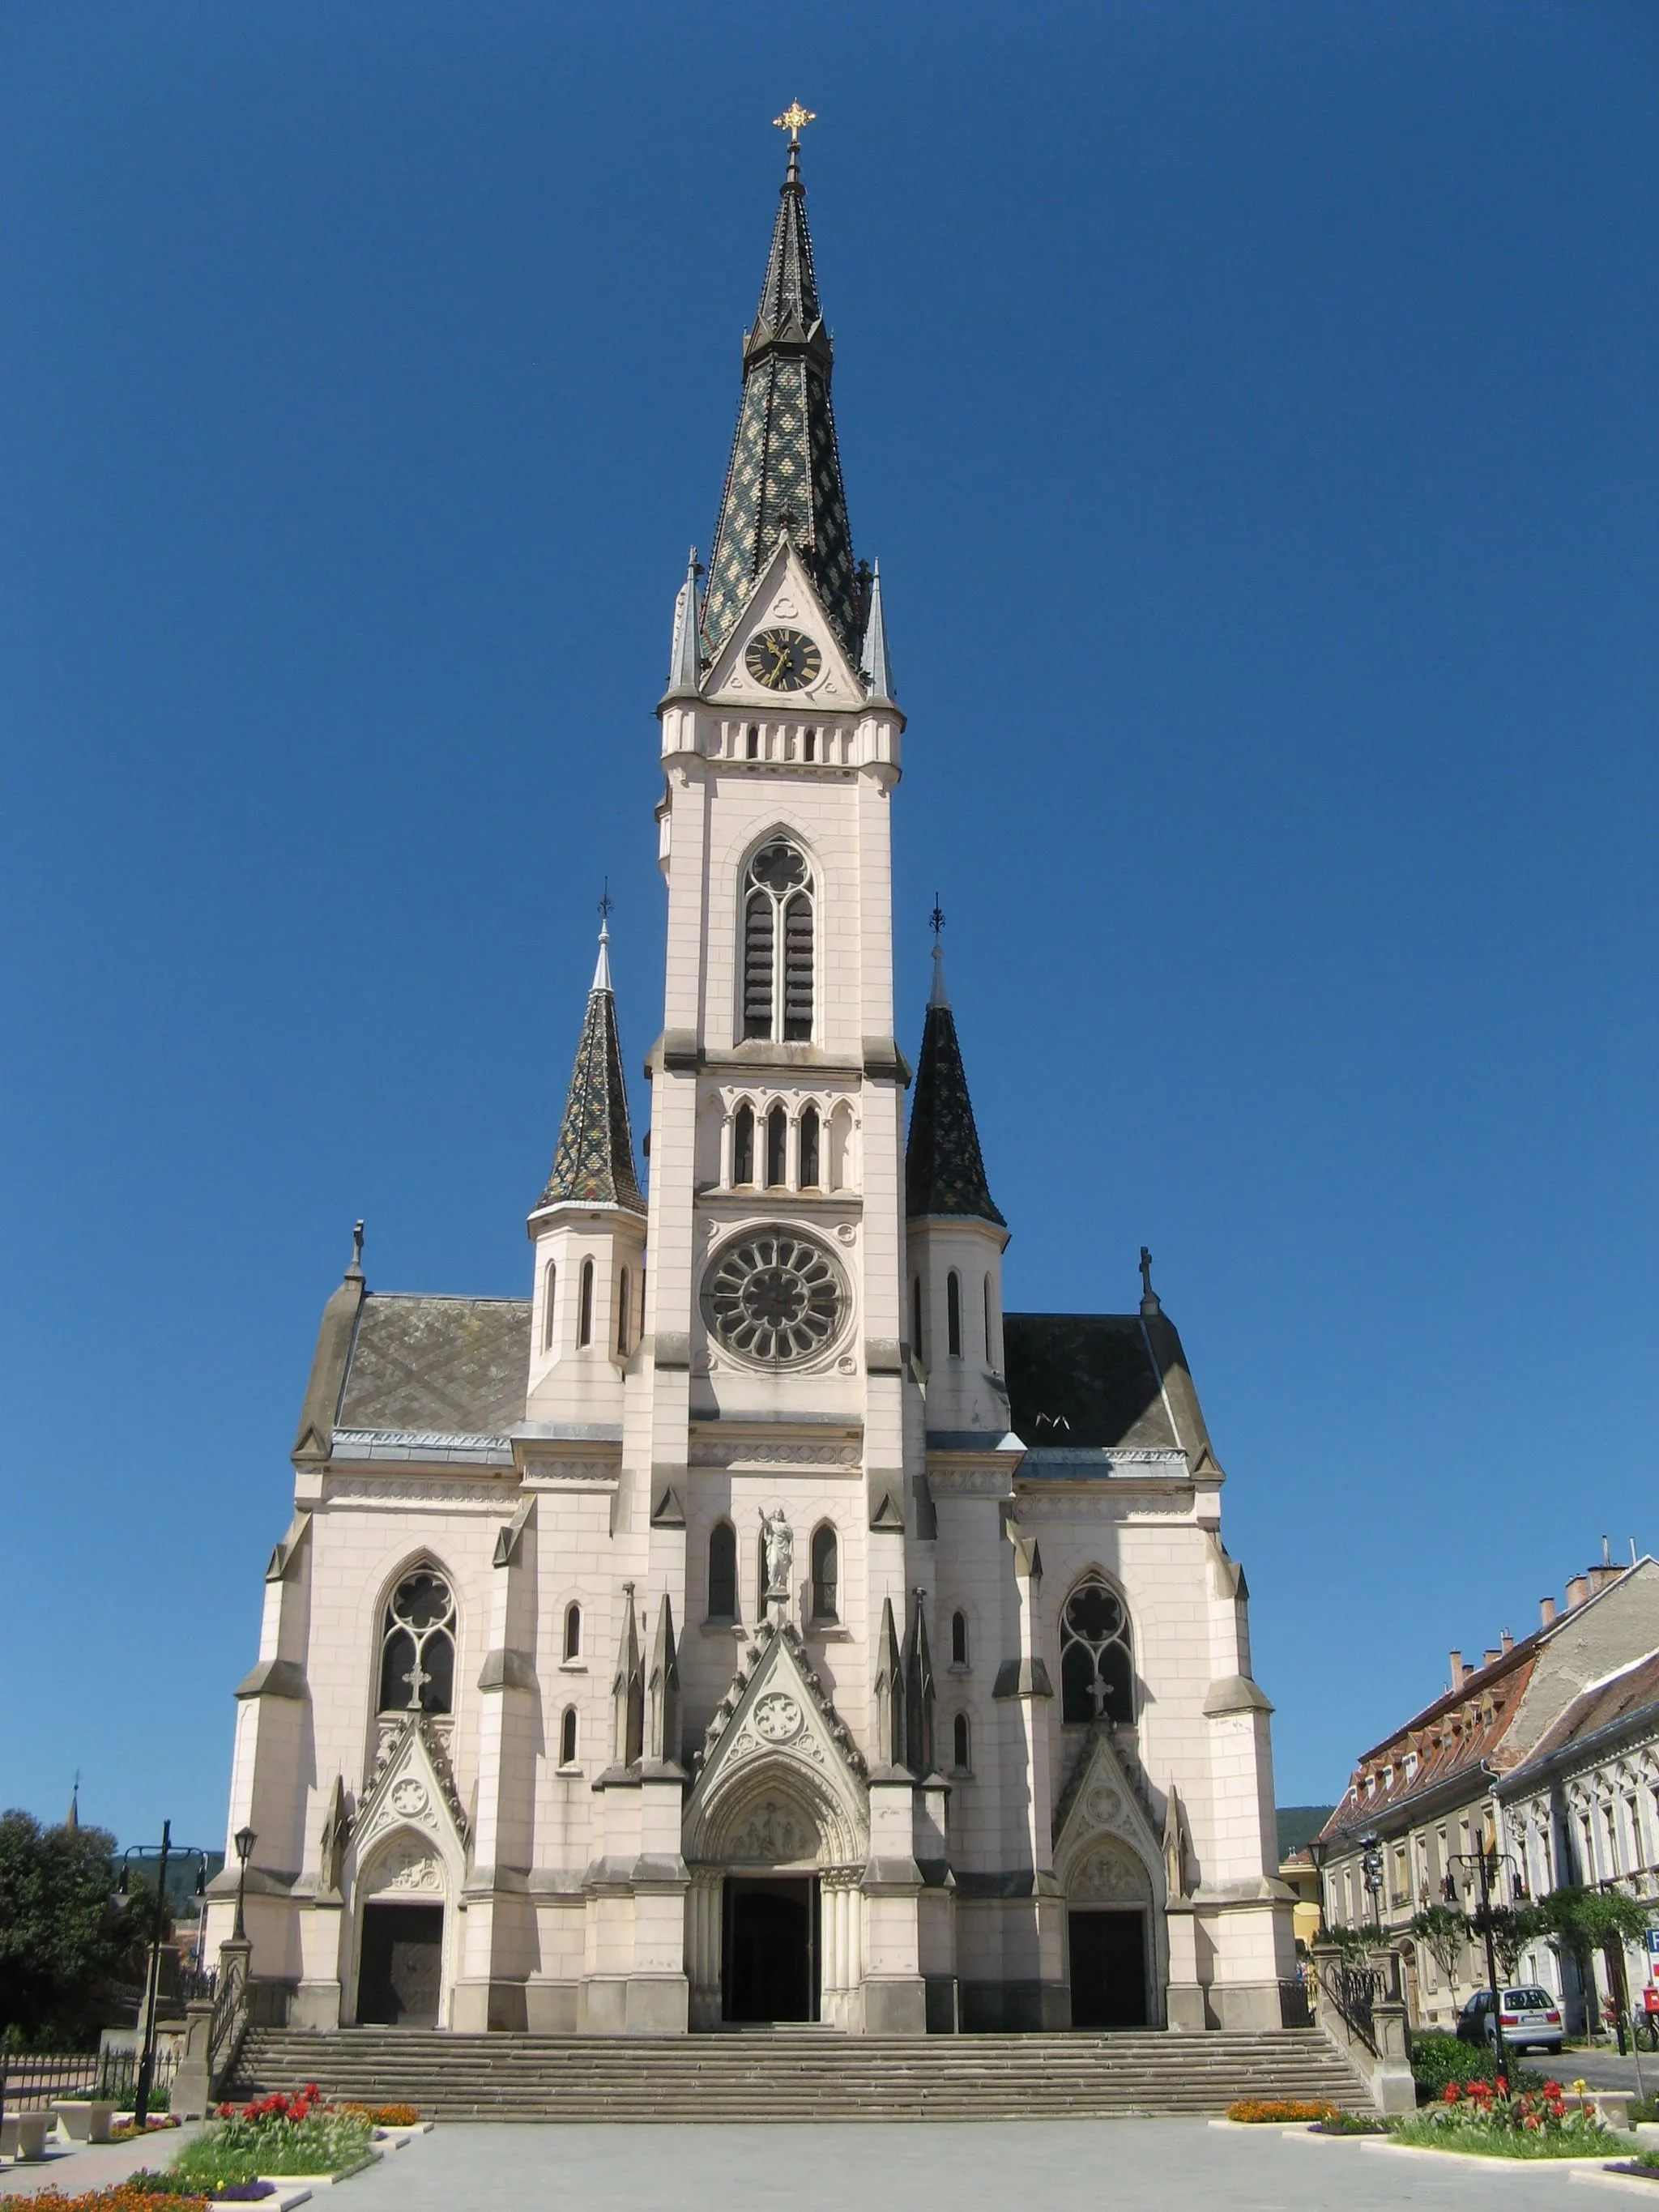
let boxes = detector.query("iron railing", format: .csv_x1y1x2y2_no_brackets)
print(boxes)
0,2047,180,2125
207,1948,250,2094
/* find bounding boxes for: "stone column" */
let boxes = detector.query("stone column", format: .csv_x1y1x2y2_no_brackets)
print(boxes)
686,1870,723,2029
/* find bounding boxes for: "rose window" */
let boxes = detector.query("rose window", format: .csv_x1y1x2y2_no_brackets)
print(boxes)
702,1230,847,1366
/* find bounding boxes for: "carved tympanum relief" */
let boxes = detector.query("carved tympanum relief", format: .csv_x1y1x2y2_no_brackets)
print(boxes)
361,1831,445,1897
1069,1835,1153,1903
725,1797,818,1865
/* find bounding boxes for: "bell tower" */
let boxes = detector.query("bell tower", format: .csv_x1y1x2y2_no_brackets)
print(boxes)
643,126,923,2032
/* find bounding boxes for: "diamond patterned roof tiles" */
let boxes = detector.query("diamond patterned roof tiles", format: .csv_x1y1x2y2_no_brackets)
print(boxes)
535,965,645,1216
702,151,860,659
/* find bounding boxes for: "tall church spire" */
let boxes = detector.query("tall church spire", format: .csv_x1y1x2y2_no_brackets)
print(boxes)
905,949,1005,1228
535,920,645,1216
701,139,859,660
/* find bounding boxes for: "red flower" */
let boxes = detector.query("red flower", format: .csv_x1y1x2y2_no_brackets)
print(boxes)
1495,2078,1508,2096
1443,2084,1461,2103
1544,2080,1563,2097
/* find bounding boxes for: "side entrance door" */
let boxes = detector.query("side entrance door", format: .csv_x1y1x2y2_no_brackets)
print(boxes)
357,1902,444,2025
1068,1908,1148,2029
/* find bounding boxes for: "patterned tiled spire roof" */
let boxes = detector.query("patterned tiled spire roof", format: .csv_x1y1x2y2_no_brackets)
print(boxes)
701,143,859,660
535,925,645,1217
904,947,1005,1227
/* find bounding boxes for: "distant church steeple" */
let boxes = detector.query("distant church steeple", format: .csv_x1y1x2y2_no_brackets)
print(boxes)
535,918,645,1217
701,135,859,660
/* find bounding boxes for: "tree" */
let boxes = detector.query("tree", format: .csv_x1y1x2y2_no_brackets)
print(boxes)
1539,1886,1652,2030
1410,1903,1467,1987
1469,1901,1547,1984
0,1810,136,2049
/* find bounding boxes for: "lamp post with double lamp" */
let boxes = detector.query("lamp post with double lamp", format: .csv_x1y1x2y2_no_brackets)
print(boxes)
1444,1844,1528,2093
1359,1832,1384,1933
118,1823,213,2132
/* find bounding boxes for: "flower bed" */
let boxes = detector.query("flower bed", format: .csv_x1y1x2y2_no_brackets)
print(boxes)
1225,2099,1338,2125
110,2118,181,2142
1309,2113,1388,2136
1388,2075,1626,2159
19,2190,211,2212
339,2104,420,2130
168,2088,373,2189
1606,2155,1659,2183
127,2175,275,2201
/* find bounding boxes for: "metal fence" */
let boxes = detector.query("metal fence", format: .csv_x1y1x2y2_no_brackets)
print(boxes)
0,2046,181,2122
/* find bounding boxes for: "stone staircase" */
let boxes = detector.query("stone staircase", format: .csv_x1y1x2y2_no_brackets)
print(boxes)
234,2026,1367,2121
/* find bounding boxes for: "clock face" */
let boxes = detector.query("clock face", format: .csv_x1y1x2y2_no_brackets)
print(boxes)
745,626,822,693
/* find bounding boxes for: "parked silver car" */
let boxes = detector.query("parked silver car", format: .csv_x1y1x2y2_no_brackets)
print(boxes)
1455,1987,1564,2056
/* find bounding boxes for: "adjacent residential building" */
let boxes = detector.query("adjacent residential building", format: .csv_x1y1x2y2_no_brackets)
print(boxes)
1316,1558,1659,2030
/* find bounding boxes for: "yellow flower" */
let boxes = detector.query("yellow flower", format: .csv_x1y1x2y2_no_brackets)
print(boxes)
1572,2078,1589,2095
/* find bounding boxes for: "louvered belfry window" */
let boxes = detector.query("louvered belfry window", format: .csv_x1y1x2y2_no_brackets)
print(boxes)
742,840,813,1042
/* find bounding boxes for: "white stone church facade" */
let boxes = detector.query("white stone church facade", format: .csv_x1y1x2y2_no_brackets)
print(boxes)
207,135,1294,2039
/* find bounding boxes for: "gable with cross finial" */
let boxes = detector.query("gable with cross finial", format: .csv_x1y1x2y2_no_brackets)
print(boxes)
347,1710,471,1901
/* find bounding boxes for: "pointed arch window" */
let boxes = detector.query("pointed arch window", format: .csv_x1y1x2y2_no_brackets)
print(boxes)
616,1267,631,1356
983,1273,995,1363
799,1104,820,1189
953,1714,970,1774
1060,1576,1135,1726
912,1276,925,1367
707,1520,738,1623
766,1103,788,1187
542,1259,557,1351
564,1602,582,1662
810,1524,838,1623
560,1706,578,1766
578,1258,595,1347
951,1609,969,1668
947,1270,962,1357
732,1102,755,1186
378,1569,456,1715
741,840,813,1042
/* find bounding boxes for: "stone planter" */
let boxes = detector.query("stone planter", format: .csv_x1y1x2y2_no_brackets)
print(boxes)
4,2112,53,2161
53,2101,118,2145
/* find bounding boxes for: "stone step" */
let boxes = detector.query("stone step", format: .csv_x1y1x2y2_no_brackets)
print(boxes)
234,2027,1365,2120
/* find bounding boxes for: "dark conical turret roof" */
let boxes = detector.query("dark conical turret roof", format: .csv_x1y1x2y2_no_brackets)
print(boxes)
535,928,645,1217
701,143,859,660
904,949,1005,1228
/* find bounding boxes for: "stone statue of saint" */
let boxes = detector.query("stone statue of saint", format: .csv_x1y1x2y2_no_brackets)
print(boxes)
761,1508,793,1599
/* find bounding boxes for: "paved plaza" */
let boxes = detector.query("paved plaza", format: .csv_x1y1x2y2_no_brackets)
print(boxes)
331,2120,1634,2212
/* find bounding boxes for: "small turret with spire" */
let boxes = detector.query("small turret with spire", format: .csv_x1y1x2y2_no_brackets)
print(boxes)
903,905,1011,1434
526,901,648,1421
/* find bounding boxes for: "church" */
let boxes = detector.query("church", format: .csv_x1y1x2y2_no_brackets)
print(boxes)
210,119,1294,2041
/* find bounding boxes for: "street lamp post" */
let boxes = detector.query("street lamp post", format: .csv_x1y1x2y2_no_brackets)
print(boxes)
1444,1843,1527,2093
121,1823,213,2133
1359,1832,1384,1933
232,1826,257,1942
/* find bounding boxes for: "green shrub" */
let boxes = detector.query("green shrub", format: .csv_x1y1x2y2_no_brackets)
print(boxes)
1409,2031,1544,2102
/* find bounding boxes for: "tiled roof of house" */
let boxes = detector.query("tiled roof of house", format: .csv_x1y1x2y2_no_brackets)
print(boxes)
1515,1647,1659,1772
1319,1641,1542,1848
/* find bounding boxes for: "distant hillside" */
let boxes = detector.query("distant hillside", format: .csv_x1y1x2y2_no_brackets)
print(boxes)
1277,1805,1335,1858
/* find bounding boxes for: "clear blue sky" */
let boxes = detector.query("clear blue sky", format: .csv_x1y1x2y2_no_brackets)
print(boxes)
2,2,1654,1849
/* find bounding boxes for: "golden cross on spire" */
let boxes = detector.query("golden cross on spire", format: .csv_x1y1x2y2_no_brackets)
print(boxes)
773,100,816,147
